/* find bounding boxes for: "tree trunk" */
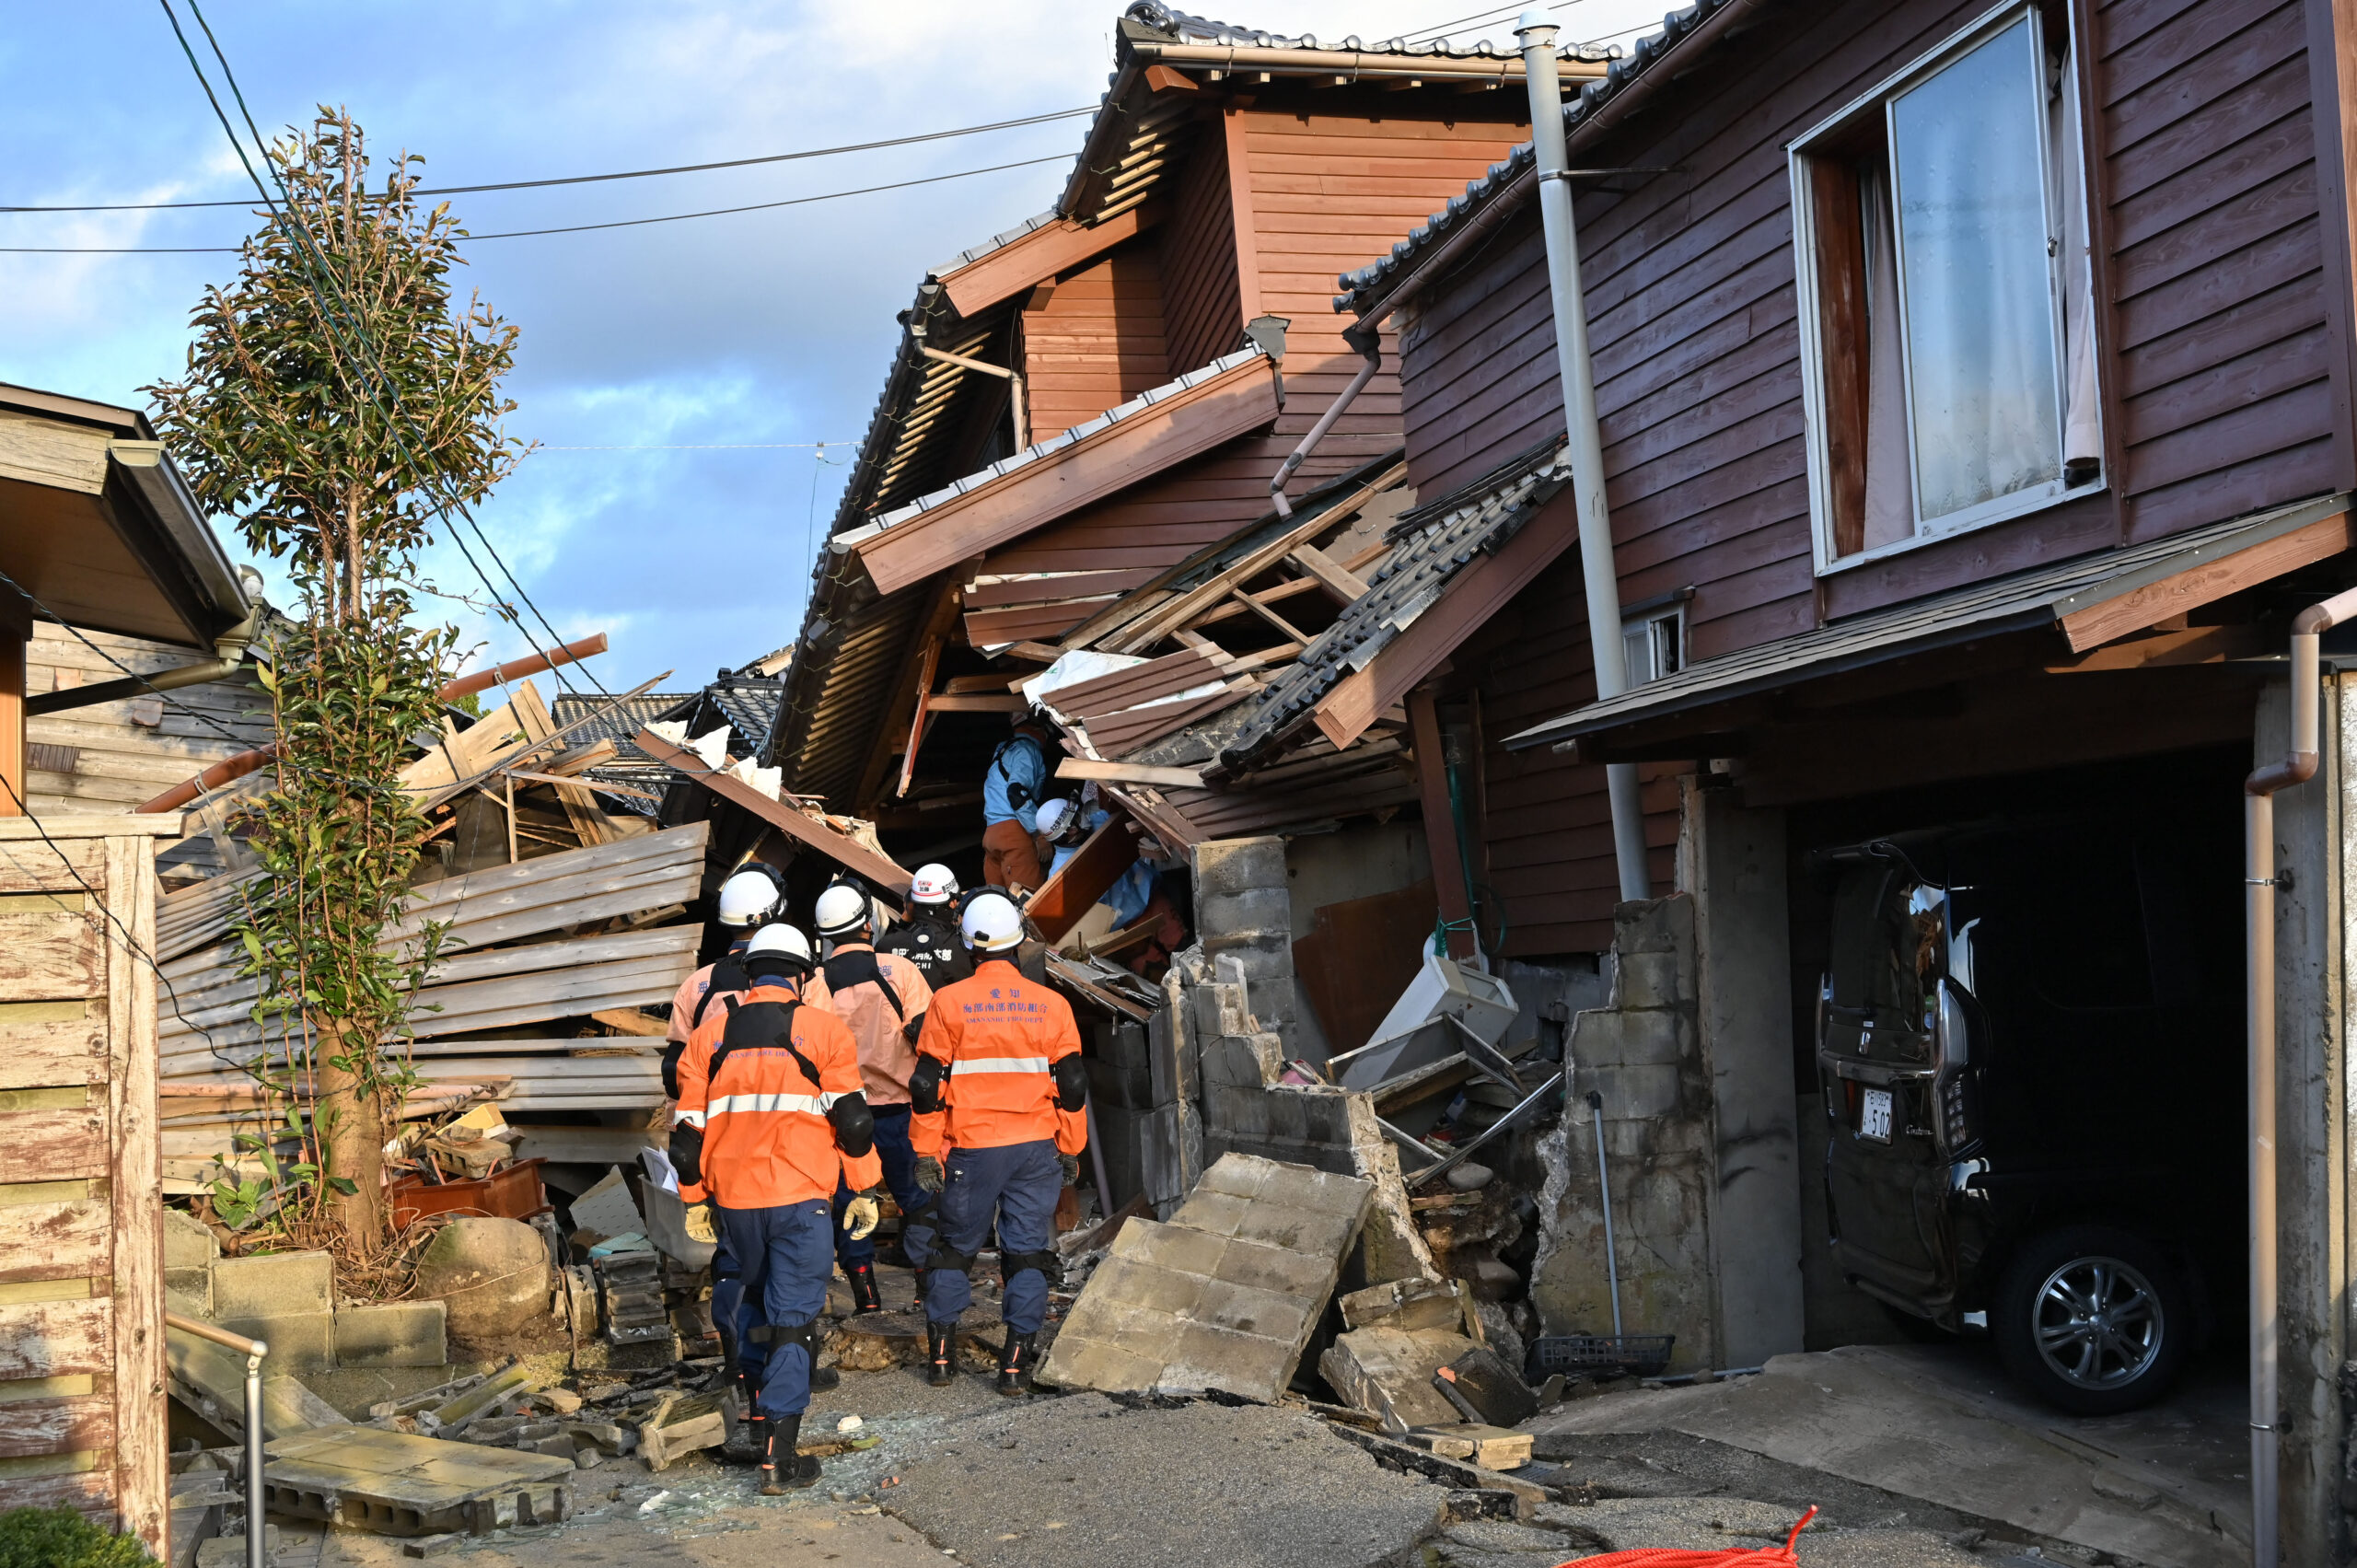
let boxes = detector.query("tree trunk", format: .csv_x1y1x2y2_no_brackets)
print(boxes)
314,1022,386,1242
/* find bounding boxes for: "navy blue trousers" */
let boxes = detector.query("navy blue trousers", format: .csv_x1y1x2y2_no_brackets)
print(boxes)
832,1104,933,1267
907,1138,1060,1334
715,1198,832,1420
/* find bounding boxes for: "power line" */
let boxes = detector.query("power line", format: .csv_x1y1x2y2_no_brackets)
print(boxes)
539,442,854,450
0,154,1073,254
0,106,1097,213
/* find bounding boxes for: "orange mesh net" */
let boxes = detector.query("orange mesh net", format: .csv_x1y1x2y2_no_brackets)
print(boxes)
1552,1507,1817,1568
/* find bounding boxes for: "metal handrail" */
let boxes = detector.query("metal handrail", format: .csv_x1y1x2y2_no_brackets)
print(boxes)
165,1313,268,1568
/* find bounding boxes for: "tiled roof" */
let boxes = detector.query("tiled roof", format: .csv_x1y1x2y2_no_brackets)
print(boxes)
1333,0,1737,317
1131,2,1532,55
1208,436,1573,772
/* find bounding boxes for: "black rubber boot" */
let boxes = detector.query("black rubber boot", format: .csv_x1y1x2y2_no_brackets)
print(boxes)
925,1321,956,1387
759,1413,820,1495
996,1330,1039,1396
846,1262,884,1315
808,1360,841,1392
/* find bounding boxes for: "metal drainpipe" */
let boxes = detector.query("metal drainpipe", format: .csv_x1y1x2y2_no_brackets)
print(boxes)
1518,10,1648,904
1269,321,1379,520
2244,582,2357,1566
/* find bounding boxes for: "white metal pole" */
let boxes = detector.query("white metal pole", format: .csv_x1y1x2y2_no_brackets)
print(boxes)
1517,12,1649,903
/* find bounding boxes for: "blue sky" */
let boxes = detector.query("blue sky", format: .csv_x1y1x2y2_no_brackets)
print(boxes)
0,0,1662,698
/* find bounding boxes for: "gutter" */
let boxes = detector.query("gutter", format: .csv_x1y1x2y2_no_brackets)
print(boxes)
1128,40,1608,87
2242,582,2357,1567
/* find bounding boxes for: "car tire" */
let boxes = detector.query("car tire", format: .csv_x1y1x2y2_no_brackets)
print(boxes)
1993,1225,2192,1416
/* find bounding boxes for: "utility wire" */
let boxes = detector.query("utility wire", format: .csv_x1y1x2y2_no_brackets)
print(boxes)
0,106,1097,212
0,153,1071,254
539,442,853,451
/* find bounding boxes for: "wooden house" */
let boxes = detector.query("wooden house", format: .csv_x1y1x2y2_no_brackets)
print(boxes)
1332,0,2357,1553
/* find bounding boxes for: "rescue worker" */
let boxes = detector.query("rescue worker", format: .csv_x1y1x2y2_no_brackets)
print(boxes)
661,861,788,1460
878,863,972,988
806,879,935,1314
672,923,885,1494
981,714,1052,895
1032,795,1093,880
907,890,1087,1395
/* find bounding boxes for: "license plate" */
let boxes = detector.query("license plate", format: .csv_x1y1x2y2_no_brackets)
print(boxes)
1859,1087,1894,1143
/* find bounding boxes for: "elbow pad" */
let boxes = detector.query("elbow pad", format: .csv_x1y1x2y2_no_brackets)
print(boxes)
910,1054,946,1114
1053,1054,1088,1112
668,1123,704,1190
828,1091,876,1157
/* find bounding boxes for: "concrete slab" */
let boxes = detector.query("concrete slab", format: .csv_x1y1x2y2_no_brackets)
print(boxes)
1527,1343,2244,1568
263,1424,575,1537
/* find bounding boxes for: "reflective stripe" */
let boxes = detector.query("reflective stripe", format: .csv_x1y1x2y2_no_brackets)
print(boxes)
952,1056,1051,1074
708,1091,840,1117
674,1108,708,1128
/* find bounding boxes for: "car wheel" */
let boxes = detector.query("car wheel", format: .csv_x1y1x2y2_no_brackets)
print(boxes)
1993,1225,2192,1416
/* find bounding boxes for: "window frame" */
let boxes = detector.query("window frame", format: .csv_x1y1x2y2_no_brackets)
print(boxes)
1621,600,1689,686
1788,0,2102,578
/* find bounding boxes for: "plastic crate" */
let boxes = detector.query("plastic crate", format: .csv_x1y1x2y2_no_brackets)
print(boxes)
389,1157,549,1228
1527,1332,1676,1380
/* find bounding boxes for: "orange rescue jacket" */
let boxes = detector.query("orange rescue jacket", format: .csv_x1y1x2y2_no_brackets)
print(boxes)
911,958,1086,1158
804,942,934,1107
675,980,883,1208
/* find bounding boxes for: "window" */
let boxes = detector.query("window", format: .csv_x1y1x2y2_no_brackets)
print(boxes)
1791,4,2102,573
1621,600,1687,685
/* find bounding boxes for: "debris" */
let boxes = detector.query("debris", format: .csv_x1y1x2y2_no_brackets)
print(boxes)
836,1415,863,1433
401,1534,462,1559
1442,1346,1539,1427
1320,1324,1482,1433
1323,1422,1547,1520
194,1528,278,1568
167,1327,343,1442
595,1250,671,1343
1406,1423,1534,1470
261,1424,575,1537
369,1370,488,1422
1040,1153,1371,1402
415,1216,552,1346
424,1362,545,1434
1337,1275,1480,1337
567,1166,645,1249
636,1391,736,1471
1446,1162,1493,1191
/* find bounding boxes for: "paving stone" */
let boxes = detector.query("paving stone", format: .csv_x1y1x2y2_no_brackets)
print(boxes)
333,1301,447,1369
1041,1153,1372,1402
212,1251,333,1319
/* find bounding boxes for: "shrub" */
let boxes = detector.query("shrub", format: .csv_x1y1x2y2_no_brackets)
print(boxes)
0,1505,153,1568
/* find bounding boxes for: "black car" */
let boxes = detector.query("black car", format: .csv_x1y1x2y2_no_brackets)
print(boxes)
1810,814,2242,1414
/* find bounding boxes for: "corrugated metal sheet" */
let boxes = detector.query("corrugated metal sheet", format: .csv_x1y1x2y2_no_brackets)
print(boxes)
1506,491,2355,751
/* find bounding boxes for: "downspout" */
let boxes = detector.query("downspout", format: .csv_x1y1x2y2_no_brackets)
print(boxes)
1518,10,1648,903
1269,319,1376,520
2244,582,2357,1567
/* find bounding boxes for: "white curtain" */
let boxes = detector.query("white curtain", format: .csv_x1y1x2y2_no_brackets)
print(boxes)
1861,164,1914,552
2050,36,2102,470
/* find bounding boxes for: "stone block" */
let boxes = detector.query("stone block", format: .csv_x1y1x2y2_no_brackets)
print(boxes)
218,1309,336,1374
335,1300,447,1369
211,1250,332,1320
164,1207,219,1271
1190,835,1286,899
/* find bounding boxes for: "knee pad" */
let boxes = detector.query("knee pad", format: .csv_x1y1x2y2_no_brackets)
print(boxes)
828,1090,875,1157
923,1244,978,1291
746,1319,820,1357
1000,1249,1062,1289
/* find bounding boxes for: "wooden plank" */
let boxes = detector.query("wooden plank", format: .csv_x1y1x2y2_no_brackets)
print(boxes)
635,728,912,891
1225,108,1264,321
0,1295,110,1378
0,900,100,1001
896,633,943,802
1027,814,1139,944
391,820,709,952
0,1391,113,1459
1097,783,1204,853
507,680,610,848
1285,543,1371,603
2060,509,2354,650
1043,648,1224,719
851,357,1283,597
1054,758,1205,788
0,1185,110,1283
1082,684,1252,758
0,1005,104,1090
1406,689,1474,961
107,830,168,1557
588,1008,668,1038
0,1091,106,1182
2043,622,2268,670
939,203,1160,319
923,693,1028,713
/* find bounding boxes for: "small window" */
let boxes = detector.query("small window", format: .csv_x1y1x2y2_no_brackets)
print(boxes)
1792,4,2102,572
1622,604,1686,686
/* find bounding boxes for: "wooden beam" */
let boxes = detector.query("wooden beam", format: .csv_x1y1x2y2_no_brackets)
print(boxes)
1229,587,1311,644
884,589,952,807
2044,622,2269,672
634,728,913,893
0,616,24,818
923,692,1029,713
589,1008,669,1037
1143,64,1200,93
1316,490,1578,750
1287,543,1371,603
1055,758,1204,788
938,203,1162,319
852,357,1283,597
1223,108,1263,322
1027,812,1141,943
2059,509,2354,652
1406,687,1476,961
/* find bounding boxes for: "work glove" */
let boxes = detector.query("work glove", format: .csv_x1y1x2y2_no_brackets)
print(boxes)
842,1190,882,1241
1058,1153,1080,1188
915,1156,945,1193
684,1201,717,1246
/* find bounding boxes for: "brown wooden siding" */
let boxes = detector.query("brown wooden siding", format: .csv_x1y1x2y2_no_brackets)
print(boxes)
1020,240,1169,442
1161,121,1246,376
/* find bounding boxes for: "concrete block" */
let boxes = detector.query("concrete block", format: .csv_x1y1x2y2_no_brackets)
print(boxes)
164,1207,219,1271
1085,1055,1153,1111
335,1300,447,1368
1190,836,1286,899
1204,1082,1272,1138
1320,1324,1480,1431
1340,1276,1477,1335
211,1250,332,1320
1148,1000,1199,1108
166,1267,212,1319
1613,894,1693,956
1614,949,1691,1011
1191,981,1253,1040
218,1309,336,1374
1200,1031,1281,1092
1585,1063,1682,1121
1585,1007,1687,1068
1196,885,1291,937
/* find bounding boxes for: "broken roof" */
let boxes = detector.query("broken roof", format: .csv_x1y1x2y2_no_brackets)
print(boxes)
1333,0,1746,318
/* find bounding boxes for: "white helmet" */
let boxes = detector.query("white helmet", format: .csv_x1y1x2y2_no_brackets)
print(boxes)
911,863,958,907
743,923,814,973
1035,797,1077,840
813,882,871,938
716,867,784,928
959,890,1025,953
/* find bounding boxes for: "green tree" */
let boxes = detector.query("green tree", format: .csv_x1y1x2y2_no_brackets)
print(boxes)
147,108,524,1245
